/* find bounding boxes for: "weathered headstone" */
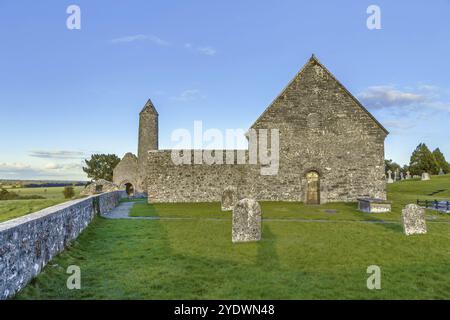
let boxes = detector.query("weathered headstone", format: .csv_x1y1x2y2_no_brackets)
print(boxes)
387,170,394,184
402,204,427,235
221,186,238,211
406,171,411,179
232,199,261,243
394,169,399,182
421,172,431,181
439,168,445,176
400,172,405,180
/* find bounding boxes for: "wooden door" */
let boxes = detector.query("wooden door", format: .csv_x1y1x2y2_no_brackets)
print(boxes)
306,171,320,204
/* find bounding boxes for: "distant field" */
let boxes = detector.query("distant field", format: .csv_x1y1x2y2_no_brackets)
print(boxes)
0,186,84,223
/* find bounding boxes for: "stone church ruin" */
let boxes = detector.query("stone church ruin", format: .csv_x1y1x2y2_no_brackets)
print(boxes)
113,55,388,204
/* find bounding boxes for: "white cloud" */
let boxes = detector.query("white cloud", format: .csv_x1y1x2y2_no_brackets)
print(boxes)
44,162,63,170
0,161,85,180
197,46,216,56
0,162,31,170
110,34,170,46
358,86,425,109
358,84,450,114
185,43,217,56
170,89,206,102
29,150,86,159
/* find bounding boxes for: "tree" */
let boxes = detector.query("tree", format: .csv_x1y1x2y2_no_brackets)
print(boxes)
432,148,449,174
82,154,120,182
63,186,75,199
384,159,401,175
409,143,439,175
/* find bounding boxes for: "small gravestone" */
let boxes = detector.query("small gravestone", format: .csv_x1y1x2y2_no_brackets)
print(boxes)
406,171,411,179
421,172,431,181
221,186,238,211
402,204,427,235
439,168,445,176
386,170,394,184
232,199,261,243
400,172,405,180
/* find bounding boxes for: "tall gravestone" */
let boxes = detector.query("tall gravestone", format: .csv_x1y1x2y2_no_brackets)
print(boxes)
439,168,445,176
232,199,261,243
221,186,238,211
402,204,427,235
400,172,404,180
387,170,394,184
421,172,431,181
406,171,411,179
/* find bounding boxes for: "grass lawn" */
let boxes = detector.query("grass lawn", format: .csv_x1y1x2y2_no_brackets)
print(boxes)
15,175,450,299
0,186,84,223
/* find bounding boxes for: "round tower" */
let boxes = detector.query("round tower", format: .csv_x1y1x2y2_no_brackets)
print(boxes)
137,99,158,194
138,99,159,160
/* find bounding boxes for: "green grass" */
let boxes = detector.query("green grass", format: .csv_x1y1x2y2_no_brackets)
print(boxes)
15,175,450,299
0,186,84,223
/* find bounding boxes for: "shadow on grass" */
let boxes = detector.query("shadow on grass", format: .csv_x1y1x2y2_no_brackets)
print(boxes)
256,225,280,270
357,212,403,233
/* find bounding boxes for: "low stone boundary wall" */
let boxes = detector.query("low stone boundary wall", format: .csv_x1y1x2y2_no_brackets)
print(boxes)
0,191,121,299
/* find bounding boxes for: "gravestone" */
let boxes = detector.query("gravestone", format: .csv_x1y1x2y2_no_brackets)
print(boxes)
387,170,394,184
406,171,411,179
221,186,238,211
421,172,431,181
232,199,261,243
439,168,445,176
402,204,427,235
394,169,399,181
400,172,404,180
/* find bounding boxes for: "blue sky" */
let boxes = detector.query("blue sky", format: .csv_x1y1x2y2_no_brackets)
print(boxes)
0,0,449,180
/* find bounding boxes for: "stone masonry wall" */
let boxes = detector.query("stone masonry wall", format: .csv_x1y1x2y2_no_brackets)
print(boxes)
0,191,121,300
146,150,247,202
144,57,387,203
113,152,139,191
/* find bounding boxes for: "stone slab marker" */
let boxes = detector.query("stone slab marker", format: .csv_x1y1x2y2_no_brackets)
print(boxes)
421,172,431,181
406,171,411,179
232,199,261,243
402,204,427,236
387,170,394,184
221,186,238,211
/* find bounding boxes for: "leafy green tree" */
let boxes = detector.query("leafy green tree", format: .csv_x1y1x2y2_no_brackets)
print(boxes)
82,154,120,182
409,143,439,175
384,159,402,175
63,186,75,199
432,148,449,174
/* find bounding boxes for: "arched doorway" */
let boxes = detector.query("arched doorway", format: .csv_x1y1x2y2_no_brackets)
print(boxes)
306,171,320,204
125,183,134,197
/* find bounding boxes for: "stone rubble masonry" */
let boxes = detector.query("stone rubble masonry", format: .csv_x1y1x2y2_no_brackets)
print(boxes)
221,186,239,211
114,55,388,203
402,204,427,236
113,152,139,191
80,179,120,196
232,198,262,243
0,191,121,300
142,56,387,203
